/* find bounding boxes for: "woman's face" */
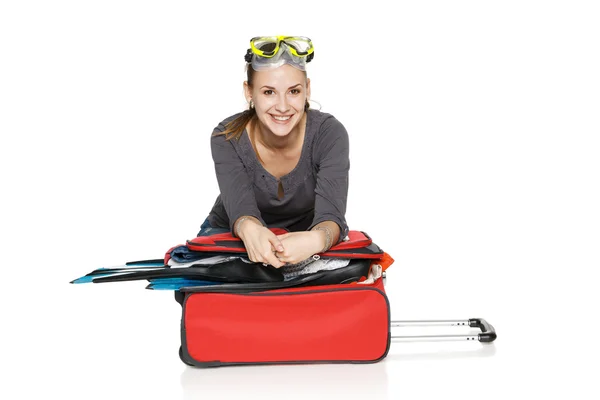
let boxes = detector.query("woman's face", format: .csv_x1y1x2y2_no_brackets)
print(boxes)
245,64,311,138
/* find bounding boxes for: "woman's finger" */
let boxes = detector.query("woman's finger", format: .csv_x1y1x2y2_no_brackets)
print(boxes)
264,251,284,268
269,236,285,253
248,250,258,263
275,253,296,265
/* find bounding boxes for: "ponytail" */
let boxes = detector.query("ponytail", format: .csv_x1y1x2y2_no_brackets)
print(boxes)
214,108,257,141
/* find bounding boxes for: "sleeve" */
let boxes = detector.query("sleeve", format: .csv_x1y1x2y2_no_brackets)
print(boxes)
308,116,350,241
210,123,265,233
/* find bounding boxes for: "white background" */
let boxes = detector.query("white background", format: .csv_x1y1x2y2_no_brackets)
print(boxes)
1,1,599,399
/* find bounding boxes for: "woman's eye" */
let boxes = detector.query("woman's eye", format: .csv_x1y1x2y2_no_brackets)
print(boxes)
290,89,301,94
264,90,274,95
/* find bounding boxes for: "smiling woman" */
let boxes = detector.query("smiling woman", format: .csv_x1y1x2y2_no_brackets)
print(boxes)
201,36,350,268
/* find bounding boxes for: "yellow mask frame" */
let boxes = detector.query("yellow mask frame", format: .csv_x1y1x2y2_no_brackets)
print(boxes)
249,36,314,58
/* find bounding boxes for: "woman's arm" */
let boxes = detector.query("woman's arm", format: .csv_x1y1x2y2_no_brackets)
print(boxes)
311,220,341,251
308,115,350,242
211,123,284,267
211,126,264,233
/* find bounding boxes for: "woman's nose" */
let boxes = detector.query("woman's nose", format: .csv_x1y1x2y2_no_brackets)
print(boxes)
275,94,290,112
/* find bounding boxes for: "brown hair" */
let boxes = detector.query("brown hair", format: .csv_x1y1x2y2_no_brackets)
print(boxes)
215,64,310,141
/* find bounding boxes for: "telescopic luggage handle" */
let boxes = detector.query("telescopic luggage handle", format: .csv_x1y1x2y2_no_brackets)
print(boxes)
390,318,497,343
381,272,496,344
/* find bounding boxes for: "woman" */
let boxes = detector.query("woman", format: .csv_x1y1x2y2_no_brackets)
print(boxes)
201,36,350,269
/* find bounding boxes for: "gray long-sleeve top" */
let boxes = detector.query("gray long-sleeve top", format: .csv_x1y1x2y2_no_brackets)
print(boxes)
207,109,350,240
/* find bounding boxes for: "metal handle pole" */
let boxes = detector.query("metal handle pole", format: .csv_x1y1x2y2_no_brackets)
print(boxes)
390,318,497,343
391,320,471,328
391,334,479,342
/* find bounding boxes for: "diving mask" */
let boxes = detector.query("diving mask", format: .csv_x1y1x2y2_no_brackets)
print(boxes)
245,36,314,71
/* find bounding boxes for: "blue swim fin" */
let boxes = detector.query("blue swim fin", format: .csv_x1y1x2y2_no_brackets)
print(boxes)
146,278,221,290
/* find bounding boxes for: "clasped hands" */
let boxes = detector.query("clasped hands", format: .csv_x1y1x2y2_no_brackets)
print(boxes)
237,221,325,268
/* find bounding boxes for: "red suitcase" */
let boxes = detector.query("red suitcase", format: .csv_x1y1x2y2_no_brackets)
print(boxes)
70,229,496,367
177,270,496,367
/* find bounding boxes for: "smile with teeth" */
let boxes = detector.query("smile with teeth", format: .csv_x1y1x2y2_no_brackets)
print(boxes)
271,114,293,122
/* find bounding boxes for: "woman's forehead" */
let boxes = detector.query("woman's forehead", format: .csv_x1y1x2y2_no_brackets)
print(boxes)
252,65,306,87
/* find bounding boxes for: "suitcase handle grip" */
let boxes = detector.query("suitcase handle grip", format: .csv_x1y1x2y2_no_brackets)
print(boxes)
469,318,497,342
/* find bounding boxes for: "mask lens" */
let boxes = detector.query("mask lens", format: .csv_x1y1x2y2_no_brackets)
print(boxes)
252,37,280,56
283,37,313,55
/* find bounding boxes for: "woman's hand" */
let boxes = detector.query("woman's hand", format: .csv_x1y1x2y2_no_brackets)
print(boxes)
237,217,285,268
274,231,324,265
